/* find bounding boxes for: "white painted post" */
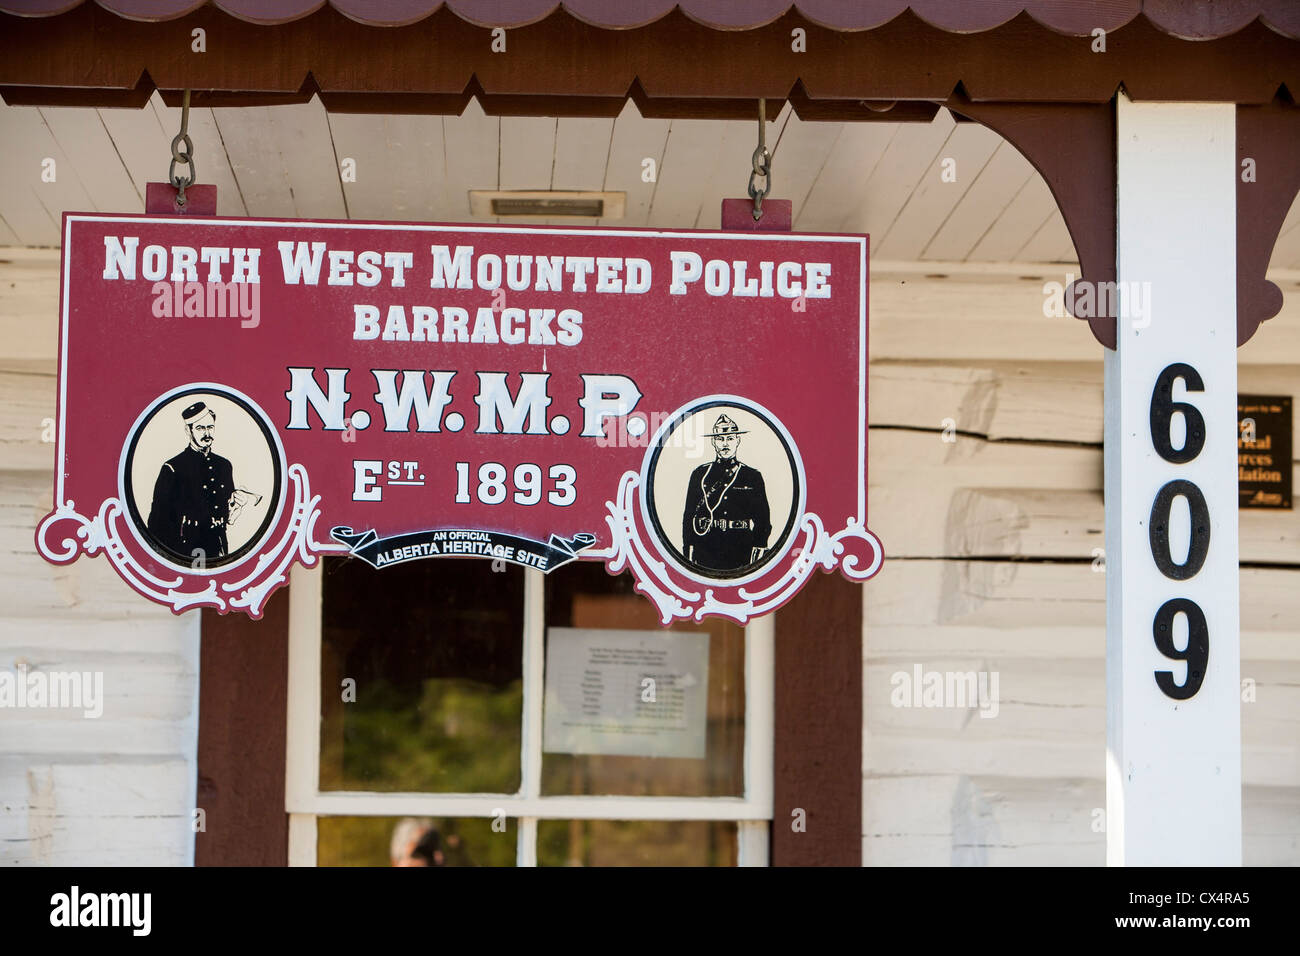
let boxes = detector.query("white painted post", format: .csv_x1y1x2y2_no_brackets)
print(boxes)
1105,93,1242,865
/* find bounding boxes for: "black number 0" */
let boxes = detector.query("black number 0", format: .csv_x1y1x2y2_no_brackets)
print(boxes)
1148,479,1211,581
1147,363,1210,701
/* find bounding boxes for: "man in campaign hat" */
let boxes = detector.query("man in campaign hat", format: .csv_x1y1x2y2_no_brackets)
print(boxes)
146,401,245,564
682,413,771,572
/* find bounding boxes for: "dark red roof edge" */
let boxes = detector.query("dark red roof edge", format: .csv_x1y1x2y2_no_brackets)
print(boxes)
0,1,1297,41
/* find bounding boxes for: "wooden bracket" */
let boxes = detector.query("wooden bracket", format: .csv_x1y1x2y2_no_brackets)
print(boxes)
946,96,1119,349
947,92,1300,350
1236,94,1300,346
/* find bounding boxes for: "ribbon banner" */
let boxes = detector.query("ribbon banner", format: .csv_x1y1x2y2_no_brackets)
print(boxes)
331,527,597,571
37,214,882,623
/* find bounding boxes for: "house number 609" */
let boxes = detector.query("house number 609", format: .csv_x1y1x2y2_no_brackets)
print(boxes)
1147,363,1210,700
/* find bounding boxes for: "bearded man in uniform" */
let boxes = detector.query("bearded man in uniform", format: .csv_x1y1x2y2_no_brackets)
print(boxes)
682,414,771,572
146,401,247,564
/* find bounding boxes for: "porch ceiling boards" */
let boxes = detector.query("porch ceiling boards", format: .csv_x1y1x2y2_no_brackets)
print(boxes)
0,93,1071,259
5,91,1300,268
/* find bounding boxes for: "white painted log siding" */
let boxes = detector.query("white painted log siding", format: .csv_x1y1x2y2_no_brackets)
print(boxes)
864,263,1300,866
0,251,200,865
1,250,1297,865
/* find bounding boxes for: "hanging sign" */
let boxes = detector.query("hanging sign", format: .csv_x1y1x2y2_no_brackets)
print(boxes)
37,214,881,622
1237,394,1292,509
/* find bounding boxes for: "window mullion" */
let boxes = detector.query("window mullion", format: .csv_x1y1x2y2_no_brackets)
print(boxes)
517,568,546,864
736,820,770,867
516,818,538,866
286,563,323,814
743,613,775,815
288,813,318,867
520,568,546,798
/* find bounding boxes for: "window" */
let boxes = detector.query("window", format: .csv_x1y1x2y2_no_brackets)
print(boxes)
286,557,773,866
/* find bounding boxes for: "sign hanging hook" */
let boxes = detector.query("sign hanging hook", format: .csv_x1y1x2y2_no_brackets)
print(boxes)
748,98,771,222
168,89,197,208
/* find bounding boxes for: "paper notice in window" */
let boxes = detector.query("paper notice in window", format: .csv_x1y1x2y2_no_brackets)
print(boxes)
543,627,710,759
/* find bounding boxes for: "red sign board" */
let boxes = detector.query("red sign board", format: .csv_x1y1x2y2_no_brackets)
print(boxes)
37,214,882,622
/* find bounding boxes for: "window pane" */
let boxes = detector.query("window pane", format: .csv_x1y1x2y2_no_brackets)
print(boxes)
541,562,746,797
317,815,517,866
536,819,737,866
319,556,524,793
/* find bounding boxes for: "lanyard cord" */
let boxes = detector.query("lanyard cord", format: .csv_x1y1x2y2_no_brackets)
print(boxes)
700,459,742,519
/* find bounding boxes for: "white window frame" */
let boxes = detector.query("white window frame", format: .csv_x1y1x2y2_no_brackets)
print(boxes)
285,562,774,866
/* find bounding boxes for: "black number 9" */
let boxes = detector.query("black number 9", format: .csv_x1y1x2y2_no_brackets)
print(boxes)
1147,362,1210,701
1152,598,1209,700
1149,363,1206,464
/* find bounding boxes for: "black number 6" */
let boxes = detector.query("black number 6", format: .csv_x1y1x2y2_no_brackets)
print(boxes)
1149,363,1206,464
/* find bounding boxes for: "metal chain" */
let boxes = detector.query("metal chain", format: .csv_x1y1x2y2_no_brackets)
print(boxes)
168,89,196,207
747,97,771,221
